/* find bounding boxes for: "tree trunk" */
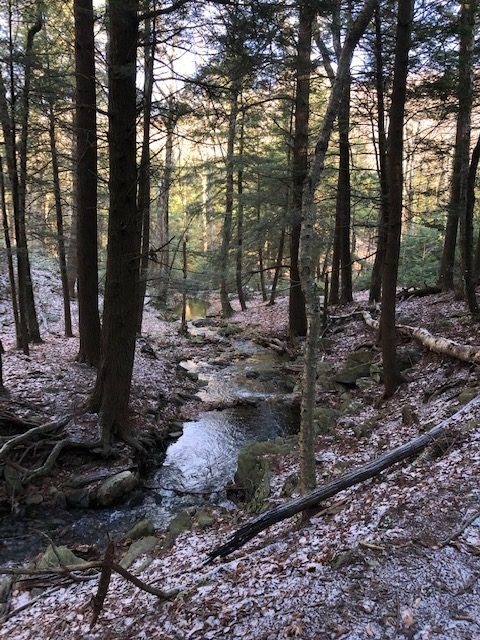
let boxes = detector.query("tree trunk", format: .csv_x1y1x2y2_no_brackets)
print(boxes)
380,0,414,398
0,156,21,350
470,137,480,281
236,115,247,311
17,14,42,344
288,1,313,340
47,102,73,337
299,0,378,491
157,104,176,305
0,72,29,354
136,17,155,334
208,394,480,561
438,1,475,292
74,0,101,365
219,86,238,318
369,5,389,303
457,1,478,316
338,70,353,303
90,0,140,449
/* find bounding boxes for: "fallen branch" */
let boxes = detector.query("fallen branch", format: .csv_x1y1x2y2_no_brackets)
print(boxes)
207,395,480,562
396,286,441,300
361,311,480,365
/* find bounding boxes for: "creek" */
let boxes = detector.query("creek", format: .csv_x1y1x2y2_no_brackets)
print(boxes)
0,325,298,565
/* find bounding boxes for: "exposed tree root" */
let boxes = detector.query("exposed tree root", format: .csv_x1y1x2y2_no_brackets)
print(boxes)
207,395,480,562
361,310,480,364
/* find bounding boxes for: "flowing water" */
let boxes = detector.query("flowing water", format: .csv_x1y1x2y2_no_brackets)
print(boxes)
0,327,298,564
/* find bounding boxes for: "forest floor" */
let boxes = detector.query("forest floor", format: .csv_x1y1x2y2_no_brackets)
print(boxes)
1,267,480,639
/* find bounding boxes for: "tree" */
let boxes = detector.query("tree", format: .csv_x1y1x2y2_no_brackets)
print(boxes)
74,0,101,365
299,0,378,492
90,0,140,448
289,1,313,339
380,0,414,397
438,0,476,293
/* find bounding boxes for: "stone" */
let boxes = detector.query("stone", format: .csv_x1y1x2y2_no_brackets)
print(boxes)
36,545,83,571
120,536,157,569
125,518,155,540
196,510,215,529
334,349,374,385
234,441,279,512
96,471,139,507
66,487,91,508
25,492,43,506
162,511,193,549
458,387,479,405
313,407,340,434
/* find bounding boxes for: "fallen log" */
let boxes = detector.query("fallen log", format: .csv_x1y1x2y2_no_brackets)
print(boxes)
207,395,480,562
362,311,480,365
396,286,441,300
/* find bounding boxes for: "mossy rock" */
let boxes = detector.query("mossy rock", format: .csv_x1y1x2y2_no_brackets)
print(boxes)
316,361,337,389
334,349,374,385
125,518,155,540
120,536,157,569
162,510,193,549
458,387,480,405
313,406,340,434
218,324,241,337
371,348,421,382
235,443,272,512
196,510,216,529
36,545,83,571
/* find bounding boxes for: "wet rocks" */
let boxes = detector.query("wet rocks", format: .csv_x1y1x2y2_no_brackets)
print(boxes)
96,470,140,507
334,349,375,385
124,518,155,541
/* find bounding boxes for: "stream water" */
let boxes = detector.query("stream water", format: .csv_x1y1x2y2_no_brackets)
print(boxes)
0,326,298,564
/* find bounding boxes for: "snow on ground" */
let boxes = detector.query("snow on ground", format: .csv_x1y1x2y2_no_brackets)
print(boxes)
1,266,480,638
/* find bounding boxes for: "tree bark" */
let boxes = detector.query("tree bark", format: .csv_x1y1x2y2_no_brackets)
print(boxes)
0,156,21,350
438,1,475,292
17,14,43,344
380,0,414,398
136,17,155,334
208,394,480,562
74,0,101,365
47,102,73,337
299,0,378,492
90,0,140,449
369,5,389,303
236,115,247,311
219,86,238,318
457,2,478,316
288,1,313,339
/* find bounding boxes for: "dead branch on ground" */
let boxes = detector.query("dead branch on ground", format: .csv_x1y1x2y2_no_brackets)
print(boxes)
207,395,480,562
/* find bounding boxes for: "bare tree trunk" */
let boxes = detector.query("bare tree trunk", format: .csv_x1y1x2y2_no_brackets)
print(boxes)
471,137,480,281
0,156,21,349
47,102,73,337
458,1,478,316
136,17,155,334
219,86,238,318
157,103,176,305
17,13,43,343
380,0,414,398
268,226,286,306
74,0,101,365
338,70,353,303
90,0,140,449
0,72,29,354
236,115,247,311
438,1,475,292
289,1,313,340
369,5,389,303
299,0,378,491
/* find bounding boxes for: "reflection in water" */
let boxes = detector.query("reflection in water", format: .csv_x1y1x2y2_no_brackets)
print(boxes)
156,404,295,496
173,298,209,320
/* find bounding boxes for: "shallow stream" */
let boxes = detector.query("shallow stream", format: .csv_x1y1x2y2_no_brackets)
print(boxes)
0,326,298,564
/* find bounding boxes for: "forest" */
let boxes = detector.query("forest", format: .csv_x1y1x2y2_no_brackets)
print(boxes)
0,0,479,638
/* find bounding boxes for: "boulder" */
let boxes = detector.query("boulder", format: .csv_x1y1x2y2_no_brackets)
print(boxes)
334,349,374,385
96,471,139,507
162,510,193,549
124,518,155,540
36,545,83,571
196,510,215,529
120,536,157,569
